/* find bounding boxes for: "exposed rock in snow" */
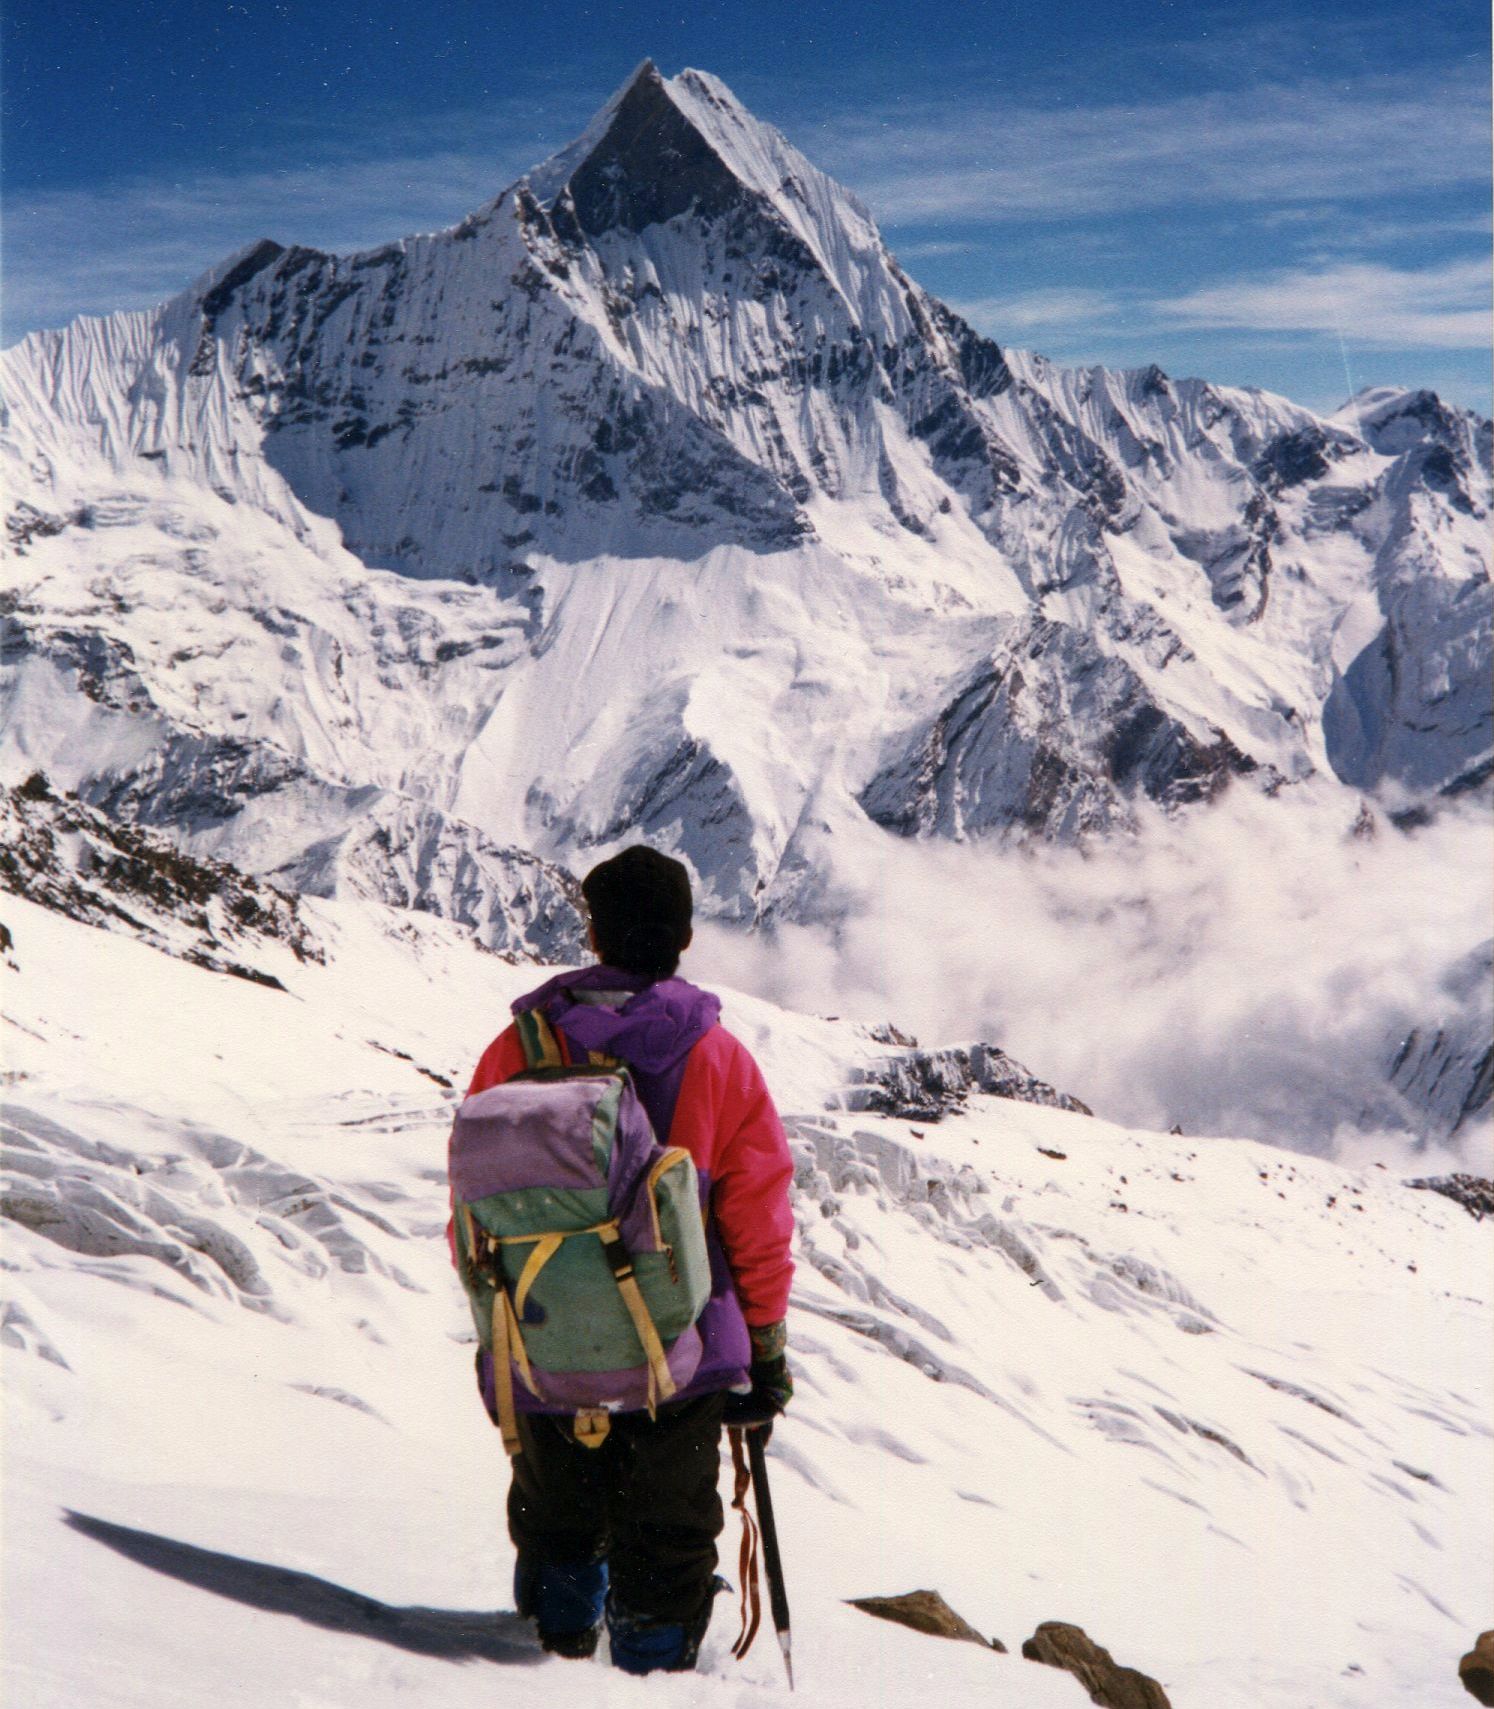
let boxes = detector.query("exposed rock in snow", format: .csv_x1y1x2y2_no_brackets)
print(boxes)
0,772,320,985
1021,1621,1172,1709
1384,941,1493,1141
1320,391,1493,798
847,1588,1003,1650
1404,1175,1494,1221
1,542,585,962
859,615,1260,842
846,1041,1091,1121
275,795,586,962
1461,1630,1494,1705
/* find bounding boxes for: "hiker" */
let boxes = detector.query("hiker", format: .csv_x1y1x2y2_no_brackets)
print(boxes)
457,845,795,1673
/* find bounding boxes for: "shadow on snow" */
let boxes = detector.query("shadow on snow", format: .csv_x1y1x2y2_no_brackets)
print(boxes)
63,1510,541,1665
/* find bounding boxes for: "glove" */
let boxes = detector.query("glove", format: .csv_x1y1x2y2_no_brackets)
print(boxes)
722,1320,792,1432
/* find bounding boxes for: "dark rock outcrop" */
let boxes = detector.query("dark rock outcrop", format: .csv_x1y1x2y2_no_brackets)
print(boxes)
847,1589,1004,1651
860,616,1256,844
565,61,745,237
1022,1622,1171,1709
1461,1631,1494,1705
1406,1175,1494,1221
848,1042,1092,1122
1386,946,1494,1140
0,774,322,980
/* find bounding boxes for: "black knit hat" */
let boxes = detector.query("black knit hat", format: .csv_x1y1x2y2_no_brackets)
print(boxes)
581,845,694,980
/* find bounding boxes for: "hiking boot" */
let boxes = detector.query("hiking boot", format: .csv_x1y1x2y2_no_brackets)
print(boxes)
606,1576,726,1674
515,1553,608,1659
539,1622,601,1659
606,1607,691,1675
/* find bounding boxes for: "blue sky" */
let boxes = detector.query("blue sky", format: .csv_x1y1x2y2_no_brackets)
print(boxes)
5,0,1490,413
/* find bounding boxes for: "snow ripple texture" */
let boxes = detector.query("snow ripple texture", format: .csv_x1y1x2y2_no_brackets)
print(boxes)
3,895,1488,1706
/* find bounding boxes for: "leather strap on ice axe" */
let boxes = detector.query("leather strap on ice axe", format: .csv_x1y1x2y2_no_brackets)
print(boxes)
728,1427,763,1660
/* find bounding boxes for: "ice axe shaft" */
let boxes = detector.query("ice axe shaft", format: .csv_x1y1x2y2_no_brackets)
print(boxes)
747,1427,793,1688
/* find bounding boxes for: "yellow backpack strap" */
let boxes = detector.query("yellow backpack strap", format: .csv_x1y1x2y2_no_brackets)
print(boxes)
511,1233,564,1322
491,1283,543,1459
505,1290,541,1398
596,1222,676,1417
456,1202,482,1285
490,1287,522,1456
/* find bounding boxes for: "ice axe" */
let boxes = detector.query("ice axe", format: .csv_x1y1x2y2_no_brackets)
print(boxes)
748,1427,793,1687
728,1425,793,1688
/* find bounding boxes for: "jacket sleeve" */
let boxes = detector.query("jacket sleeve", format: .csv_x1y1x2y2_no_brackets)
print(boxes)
467,1024,528,1095
709,1038,795,1326
447,1022,528,1265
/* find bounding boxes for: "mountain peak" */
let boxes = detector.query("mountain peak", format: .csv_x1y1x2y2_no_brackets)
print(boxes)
517,62,888,327
558,59,746,237
1331,384,1483,456
190,238,285,317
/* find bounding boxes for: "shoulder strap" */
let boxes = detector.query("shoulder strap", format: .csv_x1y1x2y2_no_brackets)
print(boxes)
514,1006,621,1072
514,1008,565,1070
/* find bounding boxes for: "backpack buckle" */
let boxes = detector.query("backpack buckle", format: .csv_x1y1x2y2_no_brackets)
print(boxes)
573,1408,611,1449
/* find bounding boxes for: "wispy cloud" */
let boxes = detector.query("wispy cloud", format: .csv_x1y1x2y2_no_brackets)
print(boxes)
889,239,976,260
950,287,1123,335
3,130,549,341
1249,206,1494,246
1155,257,1492,349
817,71,1489,226
952,259,1491,356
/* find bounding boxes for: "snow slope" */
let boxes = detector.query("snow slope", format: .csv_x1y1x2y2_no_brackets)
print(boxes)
4,895,1490,1707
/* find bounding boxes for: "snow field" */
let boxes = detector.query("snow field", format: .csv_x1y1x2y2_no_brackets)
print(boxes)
4,893,1490,1706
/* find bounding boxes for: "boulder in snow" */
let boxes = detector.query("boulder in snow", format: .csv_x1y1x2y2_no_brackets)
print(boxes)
847,1589,1004,1651
1022,1621,1171,1709
1461,1630,1494,1704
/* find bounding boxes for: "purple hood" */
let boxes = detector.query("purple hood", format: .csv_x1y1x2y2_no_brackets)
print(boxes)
514,965,721,1075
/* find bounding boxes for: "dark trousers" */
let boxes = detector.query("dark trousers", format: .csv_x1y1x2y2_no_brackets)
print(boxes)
508,1392,726,1626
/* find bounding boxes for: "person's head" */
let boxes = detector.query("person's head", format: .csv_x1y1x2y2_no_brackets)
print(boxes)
581,845,694,981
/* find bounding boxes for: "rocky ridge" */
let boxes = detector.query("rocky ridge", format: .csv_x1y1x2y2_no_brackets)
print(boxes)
0,773,321,988
845,1040,1092,1123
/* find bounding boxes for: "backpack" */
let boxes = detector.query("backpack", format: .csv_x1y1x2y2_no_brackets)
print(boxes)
449,1007,712,1454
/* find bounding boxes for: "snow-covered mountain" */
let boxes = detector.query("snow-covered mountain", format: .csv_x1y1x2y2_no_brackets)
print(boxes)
3,63,1492,1704
3,62,1488,890
2,61,1490,1146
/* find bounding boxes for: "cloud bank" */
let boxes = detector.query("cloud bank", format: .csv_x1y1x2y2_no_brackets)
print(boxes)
692,788,1493,1169
1155,258,1491,350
